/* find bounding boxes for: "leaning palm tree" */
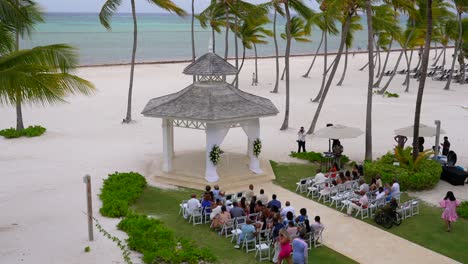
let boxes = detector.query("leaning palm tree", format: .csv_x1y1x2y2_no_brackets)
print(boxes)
99,0,186,123
336,14,362,86
0,45,96,130
197,0,225,52
279,0,313,130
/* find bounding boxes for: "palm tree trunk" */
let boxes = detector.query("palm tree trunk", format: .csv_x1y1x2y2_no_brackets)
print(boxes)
281,66,285,80
235,12,239,89
433,42,437,59
444,12,462,90
254,43,258,84
307,12,352,134
442,47,446,70
359,53,376,71
413,0,432,160
403,49,413,92
311,30,328,102
375,37,381,78
432,45,444,66
280,2,292,130
336,45,348,86
460,49,465,84
224,5,229,60
14,26,25,131
365,0,374,161
191,0,196,83
378,50,404,94
123,0,137,123
303,31,324,78
415,47,423,70
374,40,393,87
272,10,280,93
231,45,246,85
212,27,216,52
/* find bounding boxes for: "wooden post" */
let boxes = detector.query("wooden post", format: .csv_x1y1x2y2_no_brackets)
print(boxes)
83,175,94,241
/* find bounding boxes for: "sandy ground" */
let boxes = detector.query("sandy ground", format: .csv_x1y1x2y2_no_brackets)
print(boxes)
1,50,467,263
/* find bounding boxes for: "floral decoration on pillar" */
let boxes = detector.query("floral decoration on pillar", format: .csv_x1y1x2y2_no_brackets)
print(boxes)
253,138,262,157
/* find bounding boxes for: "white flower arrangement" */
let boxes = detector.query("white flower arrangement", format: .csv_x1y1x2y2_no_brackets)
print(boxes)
253,138,262,157
209,145,222,165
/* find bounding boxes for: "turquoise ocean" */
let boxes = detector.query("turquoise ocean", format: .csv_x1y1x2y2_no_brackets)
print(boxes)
21,13,372,66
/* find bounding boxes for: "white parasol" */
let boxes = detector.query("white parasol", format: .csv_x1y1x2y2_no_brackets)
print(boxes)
313,124,364,139
394,124,446,137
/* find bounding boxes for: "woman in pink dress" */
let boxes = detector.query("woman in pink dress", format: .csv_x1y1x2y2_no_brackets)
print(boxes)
440,191,461,232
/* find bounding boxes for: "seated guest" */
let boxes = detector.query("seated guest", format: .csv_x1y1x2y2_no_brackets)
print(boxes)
201,193,213,214
296,208,308,223
234,219,260,249
267,194,282,209
186,194,201,218
355,179,369,194
329,162,339,178
257,189,269,205
283,211,294,226
204,185,214,201
314,169,326,184
369,177,377,191
292,229,309,264
347,190,368,216
239,197,249,214
345,170,353,181
230,201,246,218
391,178,400,196
353,164,363,176
351,170,360,180
376,187,385,200
376,174,383,188
280,201,295,218
270,205,280,214
211,205,231,229
244,184,255,202
310,216,324,231
319,182,331,196
249,196,257,214
209,199,224,220
384,183,393,202
337,172,347,184
213,185,221,202
287,221,298,238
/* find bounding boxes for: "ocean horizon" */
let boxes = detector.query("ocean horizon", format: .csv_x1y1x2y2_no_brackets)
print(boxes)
21,12,375,65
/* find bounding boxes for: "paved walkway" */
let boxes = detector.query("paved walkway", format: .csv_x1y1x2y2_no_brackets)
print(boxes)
256,182,459,264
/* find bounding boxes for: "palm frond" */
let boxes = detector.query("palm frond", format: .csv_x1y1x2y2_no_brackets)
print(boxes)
149,0,187,16
99,0,122,30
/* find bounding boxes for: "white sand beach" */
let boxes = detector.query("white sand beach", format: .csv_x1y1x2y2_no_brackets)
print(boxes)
1,50,467,263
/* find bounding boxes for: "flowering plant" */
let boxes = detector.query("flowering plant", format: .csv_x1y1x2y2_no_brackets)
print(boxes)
253,138,262,157
209,145,222,165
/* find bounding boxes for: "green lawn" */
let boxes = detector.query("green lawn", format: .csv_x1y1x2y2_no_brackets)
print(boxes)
132,186,357,264
271,161,468,263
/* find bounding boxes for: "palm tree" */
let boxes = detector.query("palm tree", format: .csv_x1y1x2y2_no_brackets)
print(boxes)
364,0,374,161
307,0,358,134
279,0,313,130
444,0,468,90
191,0,196,83
413,0,433,159
302,31,324,78
337,14,362,86
197,0,225,53
263,0,284,93
99,0,186,123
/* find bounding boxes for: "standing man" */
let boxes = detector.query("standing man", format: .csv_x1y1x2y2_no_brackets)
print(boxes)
441,136,451,156
297,127,306,153
394,135,408,148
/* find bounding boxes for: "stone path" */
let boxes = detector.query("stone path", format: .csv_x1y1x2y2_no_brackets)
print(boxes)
256,182,459,264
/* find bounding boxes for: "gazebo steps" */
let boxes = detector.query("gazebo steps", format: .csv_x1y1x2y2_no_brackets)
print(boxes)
145,151,275,193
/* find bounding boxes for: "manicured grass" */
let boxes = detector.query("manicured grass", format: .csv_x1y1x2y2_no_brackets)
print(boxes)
132,186,357,264
271,161,468,263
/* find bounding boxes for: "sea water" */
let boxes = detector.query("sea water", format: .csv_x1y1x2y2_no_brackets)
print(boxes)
20,13,371,65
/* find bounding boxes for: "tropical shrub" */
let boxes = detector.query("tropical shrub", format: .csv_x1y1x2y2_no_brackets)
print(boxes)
364,150,441,191
290,151,350,165
99,172,147,218
457,201,468,219
0,125,46,138
118,214,216,264
384,91,399,98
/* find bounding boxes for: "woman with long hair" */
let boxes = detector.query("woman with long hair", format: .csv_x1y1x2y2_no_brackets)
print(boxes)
278,228,292,264
440,191,461,232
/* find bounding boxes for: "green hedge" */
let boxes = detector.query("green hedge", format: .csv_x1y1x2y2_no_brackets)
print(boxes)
458,202,468,219
364,152,442,191
118,214,216,264
99,172,147,218
0,125,46,139
290,151,350,164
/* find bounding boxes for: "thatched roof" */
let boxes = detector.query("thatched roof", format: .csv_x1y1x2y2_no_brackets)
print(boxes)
183,52,238,76
142,82,279,122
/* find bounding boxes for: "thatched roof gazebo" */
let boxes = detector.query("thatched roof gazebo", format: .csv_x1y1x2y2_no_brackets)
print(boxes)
142,52,279,182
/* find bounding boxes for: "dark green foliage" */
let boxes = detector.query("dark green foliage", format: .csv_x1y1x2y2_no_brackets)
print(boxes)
383,91,399,98
99,172,147,218
84,246,91,252
0,125,46,138
364,152,441,191
458,202,468,219
290,151,350,164
118,214,216,264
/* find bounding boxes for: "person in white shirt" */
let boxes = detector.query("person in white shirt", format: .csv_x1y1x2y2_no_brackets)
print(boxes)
347,190,369,216
376,187,386,200
310,216,324,231
391,178,401,199
186,194,201,218
297,127,306,153
257,189,269,205
355,179,369,194
314,169,326,184
280,201,295,218
244,184,255,202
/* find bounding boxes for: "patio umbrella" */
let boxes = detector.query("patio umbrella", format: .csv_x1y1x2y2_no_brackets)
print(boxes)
313,124,364,139
394,124,446,137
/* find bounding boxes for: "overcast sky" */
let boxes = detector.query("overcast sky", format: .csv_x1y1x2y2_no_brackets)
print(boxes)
35,0,319,14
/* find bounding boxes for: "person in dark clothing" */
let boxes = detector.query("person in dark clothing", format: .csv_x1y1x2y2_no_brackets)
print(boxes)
297,127,306,153
418,137,425,152
394,135,407,148
441,136,451,156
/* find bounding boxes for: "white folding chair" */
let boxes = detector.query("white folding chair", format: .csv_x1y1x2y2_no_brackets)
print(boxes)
313,227,324,248
411,200,420,216
179,200,188,218
220,219,235,238
241,233,257,253
355,203,369,219
296,178,309,193
189,207,203,225
255,229,271,261
230,223,243,243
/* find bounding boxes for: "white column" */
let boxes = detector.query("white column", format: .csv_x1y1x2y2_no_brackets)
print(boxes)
168,119,174,158
205,123,230,182
162,118,172,172
241,118,262,174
